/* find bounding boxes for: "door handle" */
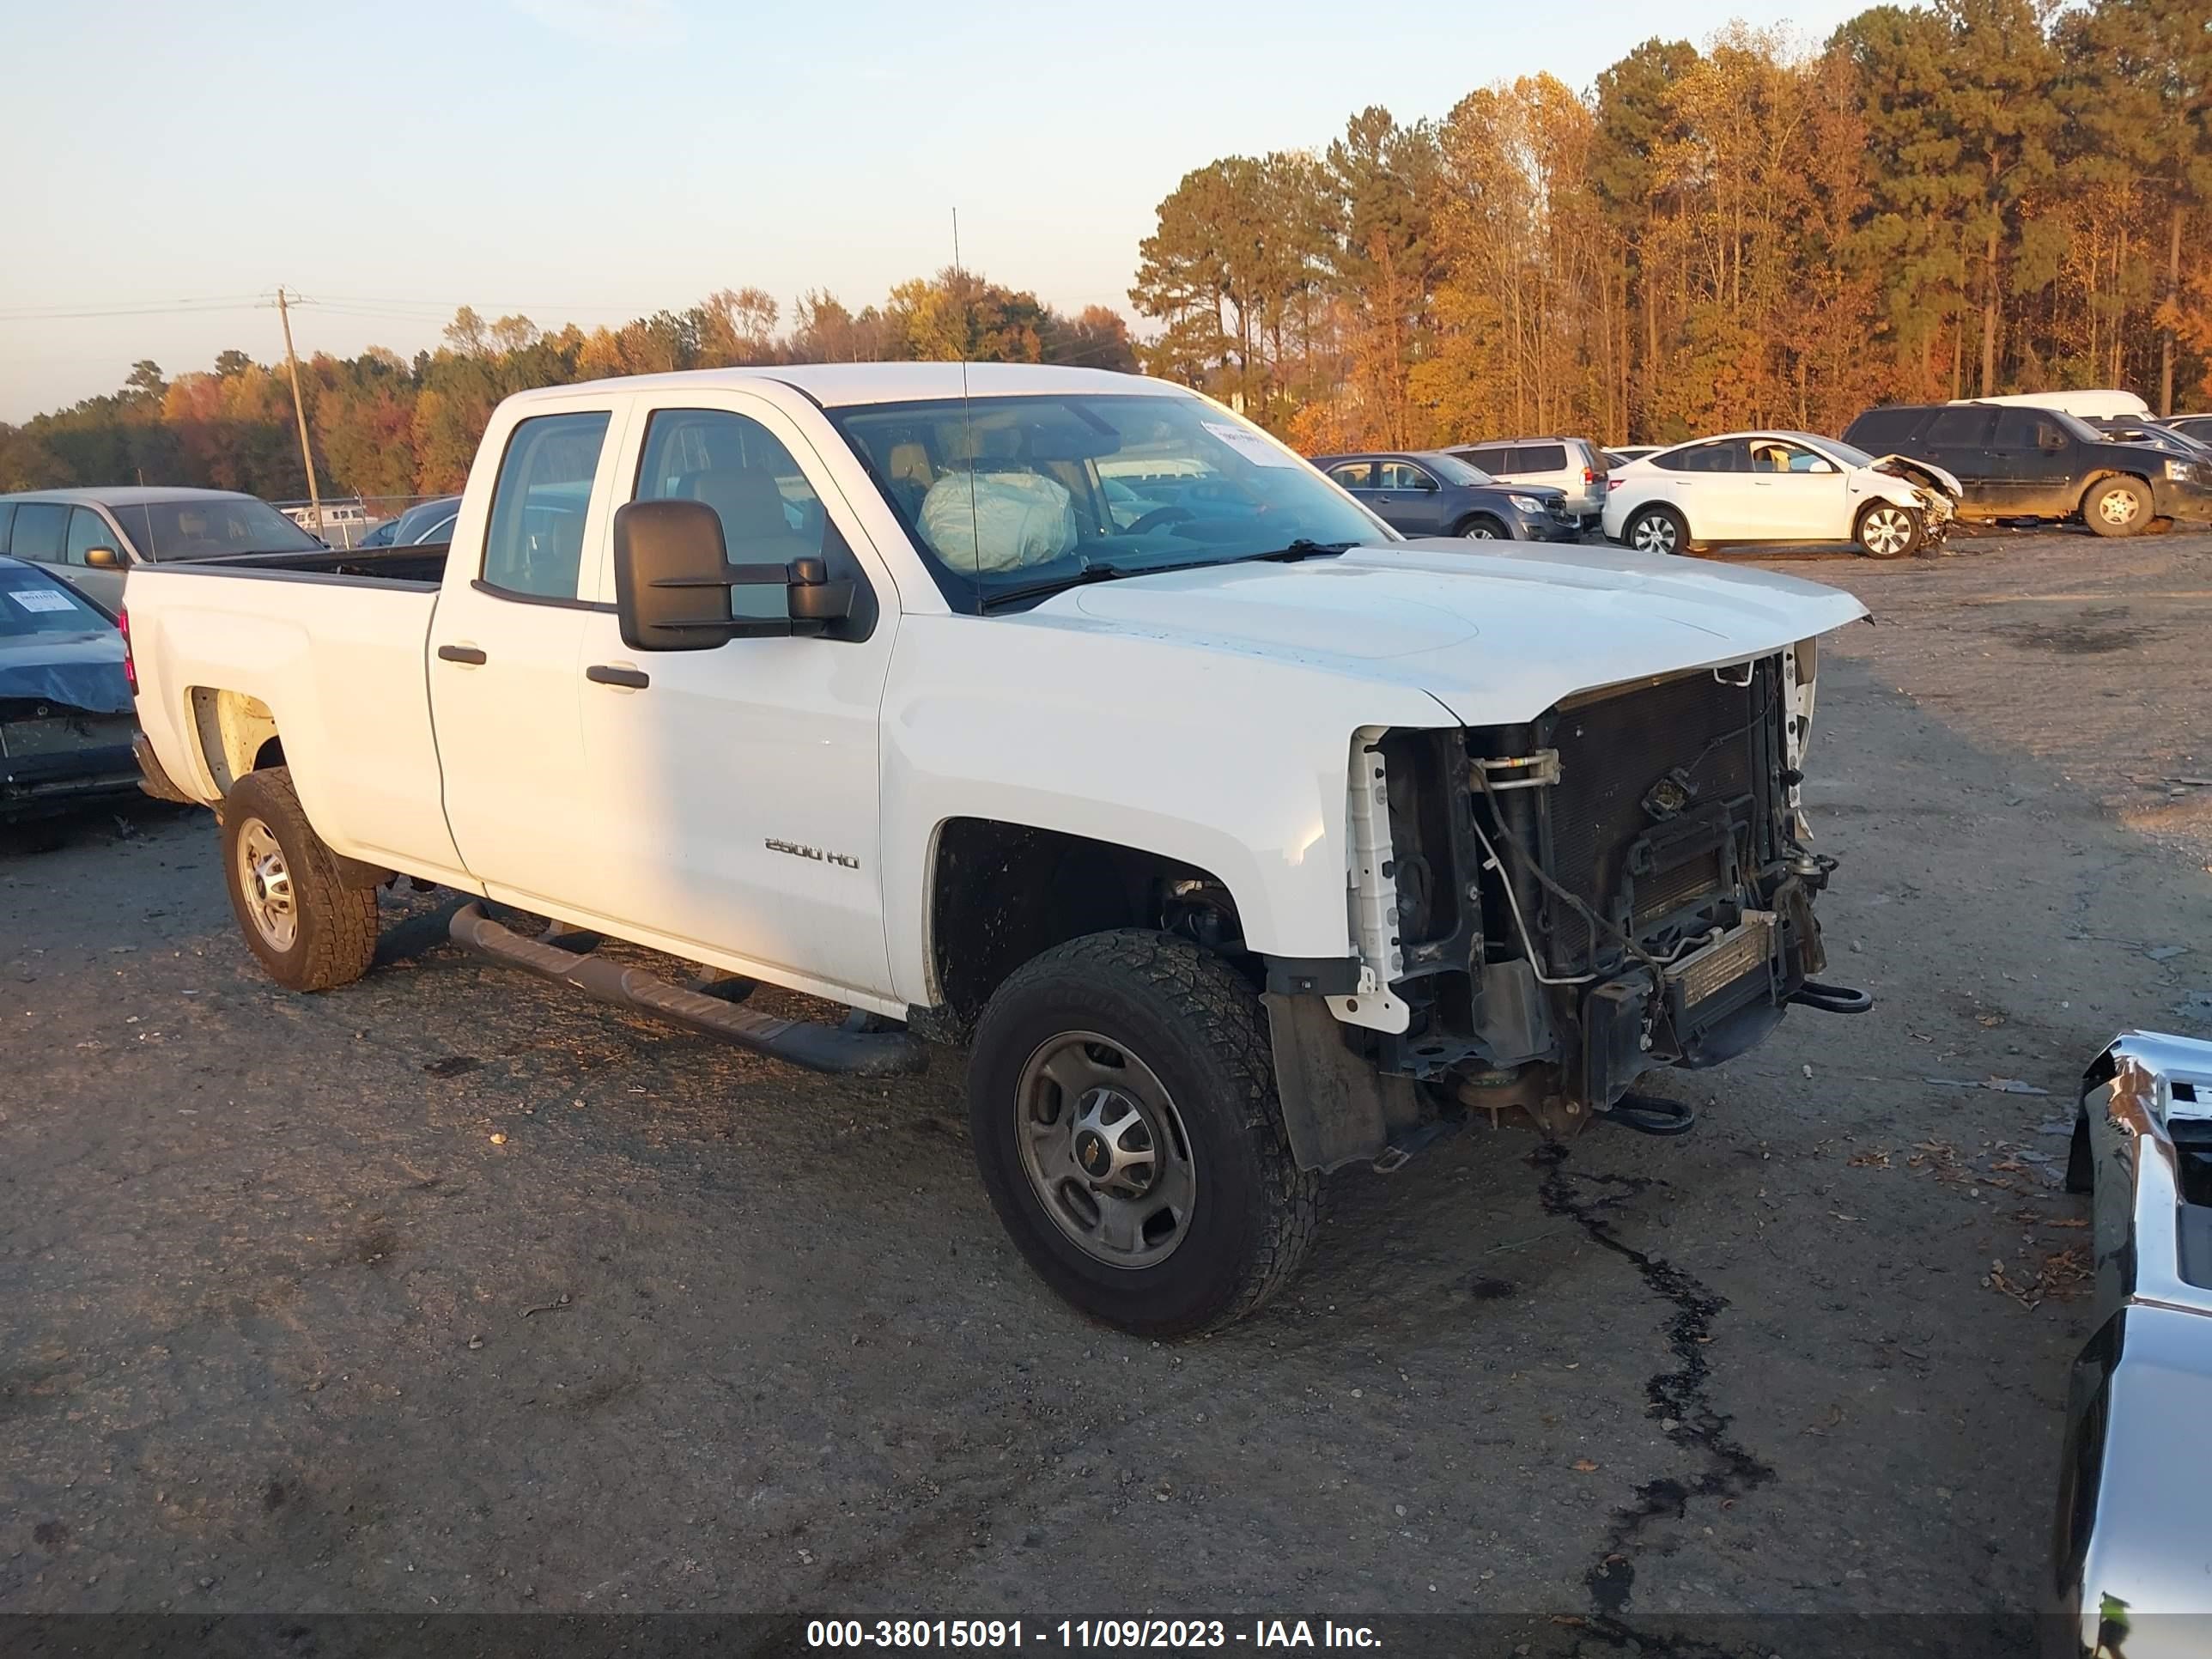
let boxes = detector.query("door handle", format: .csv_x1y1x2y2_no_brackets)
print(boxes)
585,664,650,690
437,643,488,665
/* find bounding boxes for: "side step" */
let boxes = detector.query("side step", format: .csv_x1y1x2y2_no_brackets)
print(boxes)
448,902,927,1077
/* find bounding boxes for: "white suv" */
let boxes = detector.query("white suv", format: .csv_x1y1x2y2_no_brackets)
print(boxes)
1449,436,1608,523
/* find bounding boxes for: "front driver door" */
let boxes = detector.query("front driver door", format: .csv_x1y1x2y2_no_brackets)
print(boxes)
1373,459,1451,534
1742,439,1851,541
571,395,898,1005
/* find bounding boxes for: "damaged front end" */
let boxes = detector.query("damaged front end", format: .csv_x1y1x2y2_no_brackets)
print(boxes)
1871,454,1962,542
1269,642,1869,1167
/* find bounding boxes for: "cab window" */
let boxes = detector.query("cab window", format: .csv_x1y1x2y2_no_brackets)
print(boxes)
1376,461,1435,489
634,406,875,633
481,411,611,599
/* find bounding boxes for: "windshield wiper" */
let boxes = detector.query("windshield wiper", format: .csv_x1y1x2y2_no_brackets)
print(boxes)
976,562,1151,612
977,542,1357,613
1229,538,1357,563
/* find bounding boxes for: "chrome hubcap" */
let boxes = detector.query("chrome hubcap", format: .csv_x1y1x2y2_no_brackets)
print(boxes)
234,817,297,951
1862,507,1912,556
2098,489,2138,526
1632,515,1678,553
1015,1031,1195,1268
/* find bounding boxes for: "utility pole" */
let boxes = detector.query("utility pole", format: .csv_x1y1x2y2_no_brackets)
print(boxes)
275,287,324,534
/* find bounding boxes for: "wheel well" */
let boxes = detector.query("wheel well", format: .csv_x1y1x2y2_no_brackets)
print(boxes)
2081,471,2148,504
1454,512,1505,534
927,819,1246,1036
188,688,282,795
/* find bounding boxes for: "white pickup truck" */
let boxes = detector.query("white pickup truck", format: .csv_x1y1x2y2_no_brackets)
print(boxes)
126,363,1869,1334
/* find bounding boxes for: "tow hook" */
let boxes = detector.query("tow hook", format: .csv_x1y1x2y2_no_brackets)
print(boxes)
1790,979,1874,1015
1594,1092,1698,1137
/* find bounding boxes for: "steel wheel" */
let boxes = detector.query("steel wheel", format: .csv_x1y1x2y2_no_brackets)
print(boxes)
1014,1030,1195,1269
233,817,298,952
1629,509,1680,555
1858,505,1916,557
2094,485,2142,530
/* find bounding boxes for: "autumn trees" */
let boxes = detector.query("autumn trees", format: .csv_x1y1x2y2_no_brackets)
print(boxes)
0,270,1139,498
1132,0,2212,448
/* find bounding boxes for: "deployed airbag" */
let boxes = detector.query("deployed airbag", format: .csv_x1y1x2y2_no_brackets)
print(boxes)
918,470,1078,572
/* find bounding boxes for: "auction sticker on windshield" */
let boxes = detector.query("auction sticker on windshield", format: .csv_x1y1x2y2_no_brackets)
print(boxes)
1202,421,1298,467
9,589,76,612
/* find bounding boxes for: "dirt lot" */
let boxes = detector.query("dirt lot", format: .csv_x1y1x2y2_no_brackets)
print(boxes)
3,526,2209,1650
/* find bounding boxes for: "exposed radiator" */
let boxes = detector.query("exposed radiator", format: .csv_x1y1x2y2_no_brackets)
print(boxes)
1541,665,1770,972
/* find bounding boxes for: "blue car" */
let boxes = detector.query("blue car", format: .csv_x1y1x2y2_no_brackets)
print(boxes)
0,556,138,823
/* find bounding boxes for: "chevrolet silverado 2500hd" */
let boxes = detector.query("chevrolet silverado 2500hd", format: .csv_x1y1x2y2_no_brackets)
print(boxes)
125,363,1870,1334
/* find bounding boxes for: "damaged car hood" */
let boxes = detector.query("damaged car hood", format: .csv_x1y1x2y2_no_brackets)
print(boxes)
1048,543,1868,726
0,630,134,716
1866,453,1963,499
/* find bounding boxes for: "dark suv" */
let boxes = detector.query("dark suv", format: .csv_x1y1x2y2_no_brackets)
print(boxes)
1313,451,1580,542
1842,402,2212,537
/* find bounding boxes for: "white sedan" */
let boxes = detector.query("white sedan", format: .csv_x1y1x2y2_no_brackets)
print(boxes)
1601,431,1960,558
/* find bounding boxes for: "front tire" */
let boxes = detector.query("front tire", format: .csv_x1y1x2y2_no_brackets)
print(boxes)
966,930,1319,1335
2084,476,2151,538
1626,504,1687,556
219,766,379,993
1855,501,1922,559
1457,515,1506,540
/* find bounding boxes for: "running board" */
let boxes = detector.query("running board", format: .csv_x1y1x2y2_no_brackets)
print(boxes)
448,902,927,1077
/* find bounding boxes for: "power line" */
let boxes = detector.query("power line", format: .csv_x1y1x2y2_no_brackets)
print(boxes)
0,296,270,322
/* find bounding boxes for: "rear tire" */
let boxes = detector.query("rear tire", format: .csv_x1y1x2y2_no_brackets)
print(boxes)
1855,501,1922,559
1626,504,1687,556
2084,476,2151,538
966,930,1319,1336
219,766,379,993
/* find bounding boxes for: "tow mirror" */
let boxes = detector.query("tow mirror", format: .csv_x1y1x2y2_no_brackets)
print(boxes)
84,546,122,569
611,499,853,653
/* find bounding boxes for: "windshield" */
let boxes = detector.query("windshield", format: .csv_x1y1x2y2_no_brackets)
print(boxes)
1817,437,1876,468
827,394,1391,606
107,497,325,561
0,563,112,638
1424,453,1491,486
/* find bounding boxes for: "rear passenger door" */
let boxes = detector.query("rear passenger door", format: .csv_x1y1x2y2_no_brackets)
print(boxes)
430,398,630,909
1917,407,1998,498
1373,459,1453,534
1661,441,1758,539
1983,408,2075,514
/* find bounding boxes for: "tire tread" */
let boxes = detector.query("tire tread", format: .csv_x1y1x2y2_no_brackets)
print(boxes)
222,767,379,993
975,929,1319,1332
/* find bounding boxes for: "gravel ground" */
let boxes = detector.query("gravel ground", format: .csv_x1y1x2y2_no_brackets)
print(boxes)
3,526,2209,1650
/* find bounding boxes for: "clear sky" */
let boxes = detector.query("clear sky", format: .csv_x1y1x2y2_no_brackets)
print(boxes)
0,0,1868,422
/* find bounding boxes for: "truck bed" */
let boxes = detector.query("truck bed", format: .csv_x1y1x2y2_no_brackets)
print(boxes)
153,542,451,586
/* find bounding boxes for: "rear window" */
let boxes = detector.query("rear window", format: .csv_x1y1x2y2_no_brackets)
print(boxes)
107,497,324,561
0,563,110,637
11,502,68,561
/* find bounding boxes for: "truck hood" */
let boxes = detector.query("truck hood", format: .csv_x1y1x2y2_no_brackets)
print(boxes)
1038,544,1867,726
